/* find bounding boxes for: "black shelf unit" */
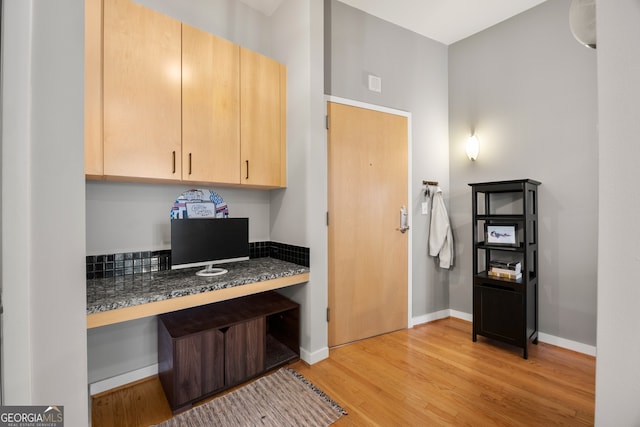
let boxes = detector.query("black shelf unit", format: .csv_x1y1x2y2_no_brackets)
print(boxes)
469,179,540,359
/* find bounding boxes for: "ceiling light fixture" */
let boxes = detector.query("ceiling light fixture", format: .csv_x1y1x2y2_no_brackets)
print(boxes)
569,0,596,49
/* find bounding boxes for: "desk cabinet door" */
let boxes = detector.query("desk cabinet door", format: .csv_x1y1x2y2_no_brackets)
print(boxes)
174,329,224,406
174,334,203,406
202,329,225,395
225,318,265,385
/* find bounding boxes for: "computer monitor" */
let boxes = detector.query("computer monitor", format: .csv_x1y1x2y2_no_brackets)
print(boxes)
171,218,249,276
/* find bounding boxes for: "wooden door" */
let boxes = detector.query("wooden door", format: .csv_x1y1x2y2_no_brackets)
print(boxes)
328,102,408,347
240,48,286,188
182,24,241,184
103,0,182,180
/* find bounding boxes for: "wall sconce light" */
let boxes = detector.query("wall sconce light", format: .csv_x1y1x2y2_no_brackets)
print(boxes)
466,134,479,161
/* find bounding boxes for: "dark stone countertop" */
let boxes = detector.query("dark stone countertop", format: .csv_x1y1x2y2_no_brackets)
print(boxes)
86,258,309,315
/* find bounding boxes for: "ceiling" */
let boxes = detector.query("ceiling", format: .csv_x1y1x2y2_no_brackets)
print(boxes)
238,0,548,45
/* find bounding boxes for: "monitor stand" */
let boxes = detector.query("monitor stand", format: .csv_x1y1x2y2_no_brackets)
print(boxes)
196,266,228,277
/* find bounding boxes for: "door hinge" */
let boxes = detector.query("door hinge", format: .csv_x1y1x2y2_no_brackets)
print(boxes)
326,211,329,226
327,307,330,322
325,115,329,130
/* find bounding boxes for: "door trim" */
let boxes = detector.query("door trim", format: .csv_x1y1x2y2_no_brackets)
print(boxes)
325,95,413,328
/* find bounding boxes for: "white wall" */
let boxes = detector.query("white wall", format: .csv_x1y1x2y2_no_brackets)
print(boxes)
448,0,598,347
2,0,88,424
595,1,640,424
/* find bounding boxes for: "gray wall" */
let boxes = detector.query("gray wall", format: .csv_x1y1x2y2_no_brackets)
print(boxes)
595,0,640,423
86,182,271,255
2,0,88,424
135,0,272,55
268,0,329,361
448,0,598,347
326,0,451,317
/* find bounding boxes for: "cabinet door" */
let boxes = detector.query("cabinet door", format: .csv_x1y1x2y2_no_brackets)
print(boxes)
474,284,524,346
84,0,103,177
182,24,241,184
225,318,265,386
103,0,182,180
202,329,225,394
240,48,286,188
173,334,204,407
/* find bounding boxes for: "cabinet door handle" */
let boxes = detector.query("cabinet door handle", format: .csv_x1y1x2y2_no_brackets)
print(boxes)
245,160,249,180
172,151,176,174
188,153,192,175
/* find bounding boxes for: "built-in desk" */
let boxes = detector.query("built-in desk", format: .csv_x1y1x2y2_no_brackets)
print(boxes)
86,258,309,329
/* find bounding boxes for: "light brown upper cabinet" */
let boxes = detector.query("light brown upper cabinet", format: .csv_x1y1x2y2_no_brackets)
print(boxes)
85,0,287,188
240,48,287,188
102,0,182,181
84,0,103,177
182,24,241,184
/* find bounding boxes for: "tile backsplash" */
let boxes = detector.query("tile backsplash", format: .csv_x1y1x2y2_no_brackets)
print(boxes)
86,241,309,280
85,250,171,280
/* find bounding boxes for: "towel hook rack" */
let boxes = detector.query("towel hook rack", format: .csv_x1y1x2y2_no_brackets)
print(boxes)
423,180,439,197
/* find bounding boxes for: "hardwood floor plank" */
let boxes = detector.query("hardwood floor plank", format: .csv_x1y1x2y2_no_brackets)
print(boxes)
92,377,173,427
91,318,595,426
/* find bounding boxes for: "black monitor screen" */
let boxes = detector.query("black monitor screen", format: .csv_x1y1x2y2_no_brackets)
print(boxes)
171,218,249,269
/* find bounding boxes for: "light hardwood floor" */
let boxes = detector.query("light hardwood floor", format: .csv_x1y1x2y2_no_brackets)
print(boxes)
91,318,595,426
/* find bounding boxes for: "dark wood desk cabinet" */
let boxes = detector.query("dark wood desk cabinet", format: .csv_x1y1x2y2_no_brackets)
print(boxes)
158,291,299,412
469,179,540,359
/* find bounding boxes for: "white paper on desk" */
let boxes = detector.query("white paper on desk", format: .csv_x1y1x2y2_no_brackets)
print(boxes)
186,201,217,218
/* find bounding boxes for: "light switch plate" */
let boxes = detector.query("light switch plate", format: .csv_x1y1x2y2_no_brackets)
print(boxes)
422,202,429,215
368,75,382,93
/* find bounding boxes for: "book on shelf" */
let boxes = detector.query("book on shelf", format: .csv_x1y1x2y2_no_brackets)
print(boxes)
489,266,522,276
489,260,521,273
487,269,522,280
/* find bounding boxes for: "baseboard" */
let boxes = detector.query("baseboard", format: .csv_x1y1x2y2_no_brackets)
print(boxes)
448,310,473,322
89,364,159,396
537,332,596,357
412,309,450,325
413,310,596,357
412,309,471,326
300,346,329,365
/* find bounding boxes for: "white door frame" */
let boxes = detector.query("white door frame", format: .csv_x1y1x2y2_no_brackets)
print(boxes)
325,95,414,328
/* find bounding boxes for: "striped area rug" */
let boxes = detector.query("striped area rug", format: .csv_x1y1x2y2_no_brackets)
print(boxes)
154,368,347,427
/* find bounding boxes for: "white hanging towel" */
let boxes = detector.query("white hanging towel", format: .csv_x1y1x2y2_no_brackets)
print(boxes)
429,188,454,269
